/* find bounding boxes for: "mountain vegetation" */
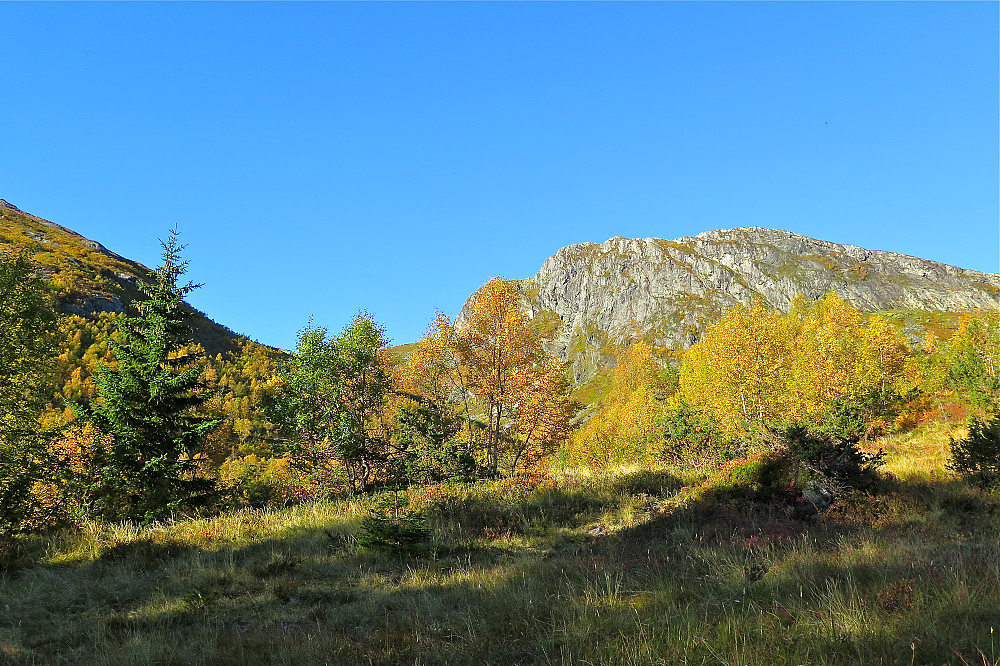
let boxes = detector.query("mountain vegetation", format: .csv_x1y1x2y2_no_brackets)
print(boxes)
0,199,241,355
477,228,1000,384
0,200,997,664
71,229,219,523
0,252,59,539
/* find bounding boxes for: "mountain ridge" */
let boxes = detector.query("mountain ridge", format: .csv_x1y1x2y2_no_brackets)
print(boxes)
460,227,999,382
4,199,995,368
0,199,243,355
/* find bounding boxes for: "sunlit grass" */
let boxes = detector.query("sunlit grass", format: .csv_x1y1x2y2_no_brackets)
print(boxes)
2,419,998,665
878,418,965,481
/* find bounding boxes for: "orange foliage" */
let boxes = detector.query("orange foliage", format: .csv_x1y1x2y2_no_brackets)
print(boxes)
457,278,573,476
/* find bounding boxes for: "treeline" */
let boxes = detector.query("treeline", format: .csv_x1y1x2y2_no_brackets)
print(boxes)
0,232,997,546
571,294,998,472
0,235,579,538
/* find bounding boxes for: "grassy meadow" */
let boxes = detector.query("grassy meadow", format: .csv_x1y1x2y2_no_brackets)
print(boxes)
1,418,997,666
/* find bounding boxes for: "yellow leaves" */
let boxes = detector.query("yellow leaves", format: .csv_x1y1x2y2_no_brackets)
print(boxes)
789,293,864,411
398,312,461,407
855,314,914,395
462,278,545,406
610,341,662,397
512,358,574,466
459,279,573,474
402,279,573,475
49,422,110,476
681,304,796,436
789,296,913,414
198,338,284,457
570,341,669,467
24,422,113,528
937,309,1000,409
680,293,913,438
217,453,313,505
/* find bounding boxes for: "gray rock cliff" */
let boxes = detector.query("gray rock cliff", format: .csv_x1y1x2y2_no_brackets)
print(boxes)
459,228,1000,383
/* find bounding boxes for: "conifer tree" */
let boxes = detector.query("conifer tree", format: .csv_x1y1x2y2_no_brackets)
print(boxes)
80,229,217,522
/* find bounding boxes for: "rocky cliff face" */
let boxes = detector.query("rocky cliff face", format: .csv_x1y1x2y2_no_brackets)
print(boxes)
460,228,1000,382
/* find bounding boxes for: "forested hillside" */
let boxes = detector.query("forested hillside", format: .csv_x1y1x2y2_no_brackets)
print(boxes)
0,202,997,665
0,199,242,355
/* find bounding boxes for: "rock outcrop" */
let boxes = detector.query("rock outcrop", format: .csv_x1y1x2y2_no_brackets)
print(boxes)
460,228,1000,382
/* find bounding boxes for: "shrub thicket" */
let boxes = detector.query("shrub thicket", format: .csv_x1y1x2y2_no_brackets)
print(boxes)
658,399,732,468
782,421,886,496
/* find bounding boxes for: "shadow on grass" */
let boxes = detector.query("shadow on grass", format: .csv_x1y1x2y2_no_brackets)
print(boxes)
3,473,998,665
605,468,685,498
423,474,683,541
98,535,197,565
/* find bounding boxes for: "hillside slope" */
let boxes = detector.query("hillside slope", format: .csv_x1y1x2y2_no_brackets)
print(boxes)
461,228,1000,381
0,198,242,355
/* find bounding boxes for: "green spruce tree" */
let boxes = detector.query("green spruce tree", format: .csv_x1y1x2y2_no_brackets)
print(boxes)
80,229,218,522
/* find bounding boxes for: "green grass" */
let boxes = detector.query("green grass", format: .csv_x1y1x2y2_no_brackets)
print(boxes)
571,368,614,406
3,425,999,665
878,419,965,482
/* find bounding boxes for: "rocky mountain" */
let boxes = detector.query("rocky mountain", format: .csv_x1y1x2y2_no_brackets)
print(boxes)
461,228,1000,382
0,198,242,355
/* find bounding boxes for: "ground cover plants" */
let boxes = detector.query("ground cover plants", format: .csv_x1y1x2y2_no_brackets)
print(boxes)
1,414,998,666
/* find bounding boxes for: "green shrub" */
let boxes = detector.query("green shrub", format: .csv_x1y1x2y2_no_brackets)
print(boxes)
0,252,60,544
218,455,313,508
782,423,885,494
394,403,477,485
658,400,733,468
948,416,1000,487
706,451,791,496
358,493,431,552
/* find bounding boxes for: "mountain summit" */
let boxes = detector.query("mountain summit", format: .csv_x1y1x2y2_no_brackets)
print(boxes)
461,228,999,381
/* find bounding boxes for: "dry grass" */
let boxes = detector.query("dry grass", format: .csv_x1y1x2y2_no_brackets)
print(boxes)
1,421,998,665
878,418,966,481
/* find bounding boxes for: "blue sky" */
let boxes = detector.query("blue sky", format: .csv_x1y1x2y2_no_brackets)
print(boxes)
2,2,997,349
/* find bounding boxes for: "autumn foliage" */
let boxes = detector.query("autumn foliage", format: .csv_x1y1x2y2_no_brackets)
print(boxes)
681,294,916,439
4,225,996,537
565,294,934,472
399,279,574,478
570,341,672,466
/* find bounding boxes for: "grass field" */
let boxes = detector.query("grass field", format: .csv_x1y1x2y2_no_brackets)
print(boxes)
2,418,998,665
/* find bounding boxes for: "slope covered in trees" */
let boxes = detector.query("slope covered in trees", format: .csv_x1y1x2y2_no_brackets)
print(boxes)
0,201,997,664
0,199,242,355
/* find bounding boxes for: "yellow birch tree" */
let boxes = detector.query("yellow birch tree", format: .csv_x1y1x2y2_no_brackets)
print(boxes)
571,341,668,466
680,303,797,437
456,278,572,476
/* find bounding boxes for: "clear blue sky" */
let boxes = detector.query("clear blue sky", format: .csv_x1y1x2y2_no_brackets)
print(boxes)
2,2,997,349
